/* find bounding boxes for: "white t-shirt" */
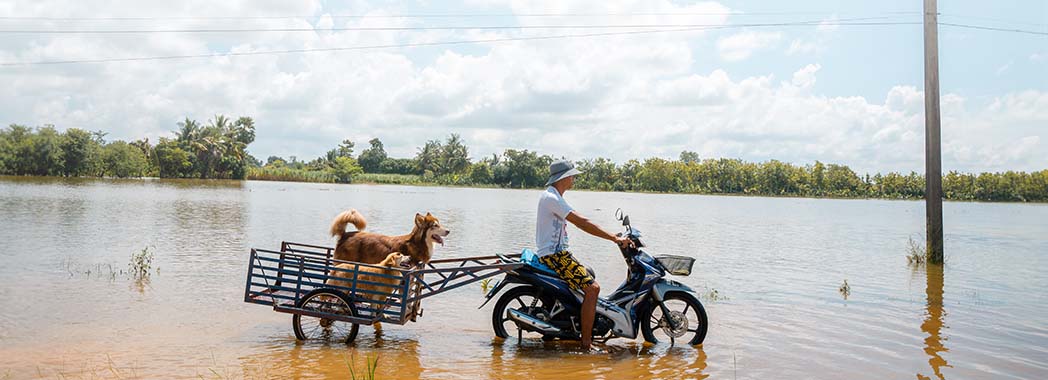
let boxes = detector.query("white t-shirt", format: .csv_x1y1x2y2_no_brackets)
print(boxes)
536,186,574,257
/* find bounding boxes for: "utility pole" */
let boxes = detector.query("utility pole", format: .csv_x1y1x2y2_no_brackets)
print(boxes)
924,0,944,263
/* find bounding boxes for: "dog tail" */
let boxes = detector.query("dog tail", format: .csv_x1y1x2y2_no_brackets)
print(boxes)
330,209,367,238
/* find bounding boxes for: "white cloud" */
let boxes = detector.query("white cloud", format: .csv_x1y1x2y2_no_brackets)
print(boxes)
787,39,819,56
0,0,1044,175
786,15,841,56
653,70,733,106
790,64,821,89
717,31,782,62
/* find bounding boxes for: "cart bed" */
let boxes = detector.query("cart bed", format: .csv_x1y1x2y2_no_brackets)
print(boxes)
244,241,522,326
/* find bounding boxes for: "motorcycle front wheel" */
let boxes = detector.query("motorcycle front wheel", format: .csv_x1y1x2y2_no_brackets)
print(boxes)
640,292,708,345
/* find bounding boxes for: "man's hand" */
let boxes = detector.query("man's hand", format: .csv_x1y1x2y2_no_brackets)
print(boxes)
614,235,634,249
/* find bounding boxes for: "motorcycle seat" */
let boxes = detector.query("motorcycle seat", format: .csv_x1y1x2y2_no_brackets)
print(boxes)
520,249,560,277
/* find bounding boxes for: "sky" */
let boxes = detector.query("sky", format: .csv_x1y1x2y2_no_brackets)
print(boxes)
0,0,1045,174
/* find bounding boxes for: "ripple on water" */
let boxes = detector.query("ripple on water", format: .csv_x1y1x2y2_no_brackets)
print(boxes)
1,177,1046,379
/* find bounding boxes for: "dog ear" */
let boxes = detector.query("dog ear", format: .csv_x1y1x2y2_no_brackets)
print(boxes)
415,213,424,226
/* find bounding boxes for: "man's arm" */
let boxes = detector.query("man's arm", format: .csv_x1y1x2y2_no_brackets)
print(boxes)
566,211,632,247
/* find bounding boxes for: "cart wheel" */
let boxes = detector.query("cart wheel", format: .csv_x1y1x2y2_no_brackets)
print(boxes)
293,288,360,344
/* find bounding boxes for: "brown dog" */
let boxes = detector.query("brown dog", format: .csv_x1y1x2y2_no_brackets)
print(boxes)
327,252,412,311
329,209,450,267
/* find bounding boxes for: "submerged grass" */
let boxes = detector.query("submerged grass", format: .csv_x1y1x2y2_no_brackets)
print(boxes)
839,279,851,300
59,246,158,289
907,236,927,267
105,353,142,379
199,351,240,380
344,353,379,380
63,258,120,282
129,246,155,281
700,285,728,302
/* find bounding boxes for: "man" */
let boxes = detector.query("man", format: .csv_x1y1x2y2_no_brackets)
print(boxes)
536,159,632,350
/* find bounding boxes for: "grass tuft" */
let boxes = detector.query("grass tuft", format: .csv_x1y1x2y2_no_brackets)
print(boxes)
907,236,927,267
839,279,851,300
700,285,728,302
129,246,155,280
344,353,380,380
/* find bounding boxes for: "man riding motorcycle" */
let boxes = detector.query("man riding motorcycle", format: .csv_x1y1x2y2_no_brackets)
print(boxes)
536,159,633,350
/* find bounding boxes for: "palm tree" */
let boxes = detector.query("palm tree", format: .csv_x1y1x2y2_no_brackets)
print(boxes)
175,118,200,144
183,116,232,178
232,117,256,146
416,140,442,175
441,134,470,175
210,114,230,132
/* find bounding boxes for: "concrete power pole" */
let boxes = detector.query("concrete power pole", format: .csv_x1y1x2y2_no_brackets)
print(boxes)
924,0,944,263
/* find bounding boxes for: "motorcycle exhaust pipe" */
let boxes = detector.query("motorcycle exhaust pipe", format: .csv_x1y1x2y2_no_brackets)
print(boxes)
507,309,561,334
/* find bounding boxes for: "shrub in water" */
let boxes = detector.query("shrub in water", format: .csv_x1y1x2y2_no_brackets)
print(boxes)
129,246,155,280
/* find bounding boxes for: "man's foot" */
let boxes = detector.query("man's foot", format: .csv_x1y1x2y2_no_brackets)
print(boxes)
581,339,592,350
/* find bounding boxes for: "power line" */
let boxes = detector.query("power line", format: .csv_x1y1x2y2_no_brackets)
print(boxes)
4,20,1040,67
0,11,923,21
939,13,1048,28
940,22,1048,37
2,22,924,67
0,17,916,34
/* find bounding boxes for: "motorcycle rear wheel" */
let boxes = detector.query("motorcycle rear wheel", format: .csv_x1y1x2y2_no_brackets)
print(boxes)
491,286,556,341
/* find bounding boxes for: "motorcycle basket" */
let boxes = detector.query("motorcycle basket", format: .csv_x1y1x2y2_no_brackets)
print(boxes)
654,255,695,276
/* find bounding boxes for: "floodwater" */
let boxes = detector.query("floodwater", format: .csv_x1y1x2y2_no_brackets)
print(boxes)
1,176,1046,379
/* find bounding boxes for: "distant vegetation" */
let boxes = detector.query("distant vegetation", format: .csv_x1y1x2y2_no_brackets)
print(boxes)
2,120,1046,202
0,115,256,179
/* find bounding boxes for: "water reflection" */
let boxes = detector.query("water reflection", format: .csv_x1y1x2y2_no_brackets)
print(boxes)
640,344,709,380
918,263,950,380
0,175,245,189
486,338,708,380
237,334,422,379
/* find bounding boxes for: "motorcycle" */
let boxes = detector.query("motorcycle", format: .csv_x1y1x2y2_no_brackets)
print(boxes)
481,209,708,346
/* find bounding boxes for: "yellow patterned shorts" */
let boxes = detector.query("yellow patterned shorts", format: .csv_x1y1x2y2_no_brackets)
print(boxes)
538,251,594,291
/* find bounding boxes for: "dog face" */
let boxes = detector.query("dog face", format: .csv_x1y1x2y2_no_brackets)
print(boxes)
391,253,414,268
380,252,406,267
415,212,451,247
381,252,414,267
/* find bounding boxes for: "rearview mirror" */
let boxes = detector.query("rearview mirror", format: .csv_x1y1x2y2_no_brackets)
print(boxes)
622,215,630,226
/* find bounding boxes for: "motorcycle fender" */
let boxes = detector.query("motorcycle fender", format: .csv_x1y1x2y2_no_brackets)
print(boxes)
652,279,697,301
477,276,523,309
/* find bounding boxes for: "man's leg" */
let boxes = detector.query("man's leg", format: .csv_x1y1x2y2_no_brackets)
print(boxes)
581,281,600,349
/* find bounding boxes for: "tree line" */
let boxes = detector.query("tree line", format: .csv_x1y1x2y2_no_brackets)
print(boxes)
259,133,1048,202
3,122,1046,202
0,116,256,179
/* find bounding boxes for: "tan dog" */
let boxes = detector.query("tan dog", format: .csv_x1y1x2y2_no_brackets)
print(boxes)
329,209,450,267
327,252,412,311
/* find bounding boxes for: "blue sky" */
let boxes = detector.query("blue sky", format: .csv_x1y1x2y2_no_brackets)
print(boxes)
0,0,1045,174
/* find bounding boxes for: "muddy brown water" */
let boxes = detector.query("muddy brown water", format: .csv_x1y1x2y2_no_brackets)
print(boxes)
1,176,1045,379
